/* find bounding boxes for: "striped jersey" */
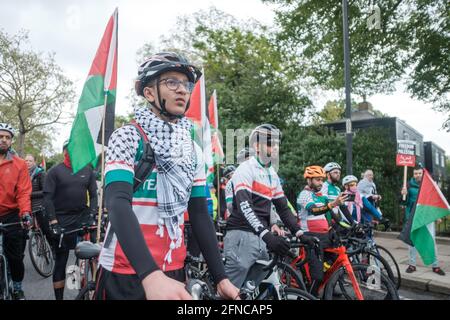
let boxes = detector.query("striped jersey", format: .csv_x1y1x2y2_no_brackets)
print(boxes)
226,156,285,234
297,188,331,233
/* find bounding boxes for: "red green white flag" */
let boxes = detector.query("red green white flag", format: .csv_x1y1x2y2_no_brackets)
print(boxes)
185,72,214,183
401,169,450,265
67,8,118,174
208,90,224,164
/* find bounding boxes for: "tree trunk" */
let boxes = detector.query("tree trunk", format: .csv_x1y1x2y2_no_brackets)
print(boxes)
17,132,25,157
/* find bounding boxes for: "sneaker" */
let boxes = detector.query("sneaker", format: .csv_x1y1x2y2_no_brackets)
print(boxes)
12,290,26,300
405,265,416,273
432,267,446,276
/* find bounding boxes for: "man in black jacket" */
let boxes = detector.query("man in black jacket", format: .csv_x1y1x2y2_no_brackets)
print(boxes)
43,141,98,300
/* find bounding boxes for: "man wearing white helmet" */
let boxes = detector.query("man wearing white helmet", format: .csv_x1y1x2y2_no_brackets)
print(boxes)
0,123,32,300
321,162,354,224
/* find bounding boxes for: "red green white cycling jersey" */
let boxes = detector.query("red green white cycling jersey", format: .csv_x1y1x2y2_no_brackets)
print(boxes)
297,188,331,233
99,125,206,274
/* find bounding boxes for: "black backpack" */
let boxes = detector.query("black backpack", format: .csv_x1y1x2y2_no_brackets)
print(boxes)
129,119,156,193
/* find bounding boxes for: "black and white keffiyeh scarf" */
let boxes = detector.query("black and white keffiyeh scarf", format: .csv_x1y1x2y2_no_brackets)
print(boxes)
135,106,196,268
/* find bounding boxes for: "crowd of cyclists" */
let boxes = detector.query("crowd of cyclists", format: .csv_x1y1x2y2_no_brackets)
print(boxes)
0,51,412,300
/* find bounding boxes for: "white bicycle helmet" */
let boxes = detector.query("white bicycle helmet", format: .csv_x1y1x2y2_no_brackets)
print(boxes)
324,162,341,173
0,123,15,137
342,175,358,186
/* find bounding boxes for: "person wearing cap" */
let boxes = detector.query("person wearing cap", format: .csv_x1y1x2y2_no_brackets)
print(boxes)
0,123,32,300
43,140,98,300
95,52,239,300
224,124,318,289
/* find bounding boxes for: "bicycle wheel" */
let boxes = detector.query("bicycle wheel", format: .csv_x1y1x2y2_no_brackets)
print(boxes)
277,261,308,291
76,259,96,300
28,230,54,278
374,245,401,289
350,250,398,290
75,281,96,300
324,264,399,300
281,287,318,300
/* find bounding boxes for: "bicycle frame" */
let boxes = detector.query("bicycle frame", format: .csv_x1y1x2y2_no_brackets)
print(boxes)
290,245,364,300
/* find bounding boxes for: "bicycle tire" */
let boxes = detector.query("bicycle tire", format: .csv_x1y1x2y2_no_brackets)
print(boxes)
281,287,318,300
75,281,96,300
374,245,401,289
350,250,397,290
28,230,54,278
76,259,96,300
277,261,308,291
0,256,13,300
324,263,399,300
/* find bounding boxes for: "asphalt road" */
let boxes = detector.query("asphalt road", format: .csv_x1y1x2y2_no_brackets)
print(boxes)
22,242,77,300
21,242,449,300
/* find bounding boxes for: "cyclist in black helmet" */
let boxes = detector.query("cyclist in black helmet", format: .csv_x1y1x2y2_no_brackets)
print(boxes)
95,52,239,300
223,124,319,288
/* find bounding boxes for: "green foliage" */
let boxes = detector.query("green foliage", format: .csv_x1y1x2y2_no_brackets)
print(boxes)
136,7,314,136
279,125,403,227
0,29,75,156
264,0,450,128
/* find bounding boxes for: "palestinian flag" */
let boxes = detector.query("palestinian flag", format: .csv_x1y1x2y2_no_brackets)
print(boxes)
207,90,224,164
185,72,214,183
68,8,118,174
39,153,46,171
400,169,450,265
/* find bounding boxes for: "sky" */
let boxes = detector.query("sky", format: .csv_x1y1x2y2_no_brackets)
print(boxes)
1,0,449,156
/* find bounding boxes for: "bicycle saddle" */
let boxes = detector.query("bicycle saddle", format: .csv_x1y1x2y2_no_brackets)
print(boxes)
75,241,101,259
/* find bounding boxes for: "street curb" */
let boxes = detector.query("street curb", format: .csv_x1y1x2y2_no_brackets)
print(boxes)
374,231,450,245
400,276,450,296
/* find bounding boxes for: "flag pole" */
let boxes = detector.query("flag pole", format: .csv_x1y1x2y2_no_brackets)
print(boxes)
96,93,108,244
402,166,408,201
217,163,220,221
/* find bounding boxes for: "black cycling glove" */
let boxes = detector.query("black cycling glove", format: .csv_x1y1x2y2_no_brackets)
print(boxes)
262,232,290,256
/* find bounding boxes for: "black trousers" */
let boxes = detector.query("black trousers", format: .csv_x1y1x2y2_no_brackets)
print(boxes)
0,211,25,283
94,266,185,300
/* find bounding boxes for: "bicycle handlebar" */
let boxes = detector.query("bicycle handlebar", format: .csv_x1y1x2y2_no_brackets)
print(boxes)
58,224,97,248
0,222,23,233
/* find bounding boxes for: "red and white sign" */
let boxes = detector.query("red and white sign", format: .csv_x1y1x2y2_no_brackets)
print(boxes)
396,154,416,167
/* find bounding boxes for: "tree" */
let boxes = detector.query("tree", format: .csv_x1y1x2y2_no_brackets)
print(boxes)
0,30,75,156
263,0,450,128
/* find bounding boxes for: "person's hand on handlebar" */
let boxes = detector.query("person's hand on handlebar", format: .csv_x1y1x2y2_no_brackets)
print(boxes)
298,233,320,248
262,231,290,256
49,222,62,237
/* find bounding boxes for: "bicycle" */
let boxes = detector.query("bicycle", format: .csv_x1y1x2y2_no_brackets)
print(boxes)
343,225,400,290
0,221,23,300
363,221,401,289
285,225,399,300
57,223,99,300
187,240,317,300
28,207,54,278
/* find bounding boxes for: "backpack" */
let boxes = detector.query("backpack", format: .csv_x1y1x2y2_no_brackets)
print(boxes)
129,119,155,193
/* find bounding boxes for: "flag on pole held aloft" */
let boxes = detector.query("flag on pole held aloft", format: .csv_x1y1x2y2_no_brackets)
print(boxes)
400,169,450,265
68,8,118,174
39,154,46,171
185,72,214,183
208,90,224,164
